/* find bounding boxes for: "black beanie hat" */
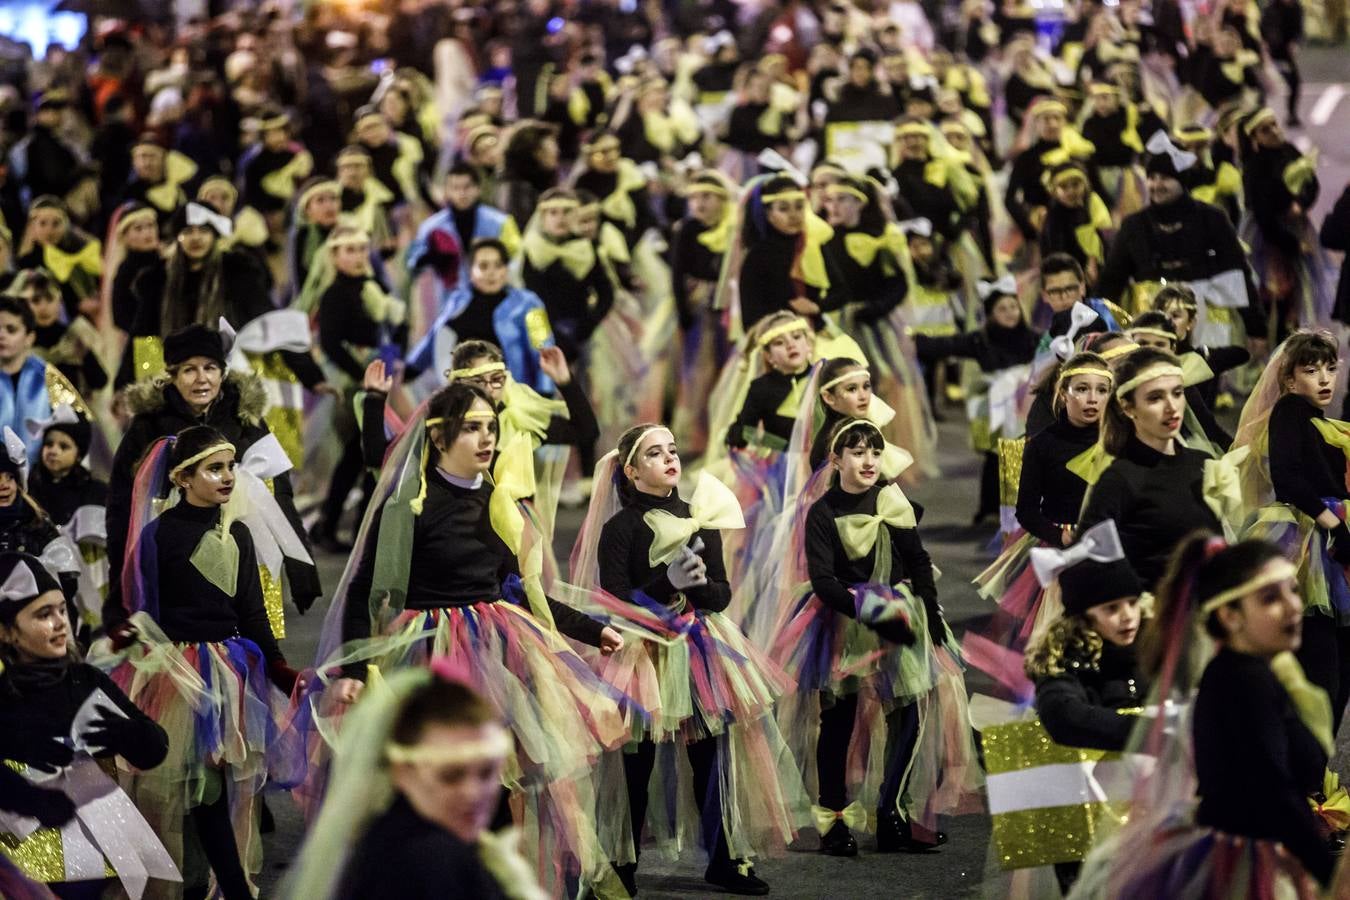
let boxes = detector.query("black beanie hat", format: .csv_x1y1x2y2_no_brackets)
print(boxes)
46,415,93,460
1060,558,1144,617
163,324,226,368
0,552,63,619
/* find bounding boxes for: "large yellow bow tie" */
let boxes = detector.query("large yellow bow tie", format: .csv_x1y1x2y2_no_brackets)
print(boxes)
1178,351,1215,387
1201,445,1250,540
42,240,102,283
1313,417,1350,463
697,210,735,254
843,223,907,269
1271,651,1334,757
643,471,746,567
261,150,314,200
811,802,872,835
1066,441,1114,486
834,483,917,561
499,380,567,448
524,233,597,280
489,433,538,556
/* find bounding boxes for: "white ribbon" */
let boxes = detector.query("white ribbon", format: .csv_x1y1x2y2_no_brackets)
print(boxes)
1029,519,1125,587
225,309,313,370
217,316,237,359
988,363,1032,437
62,504,107,545
3,425,28,487
24,402,79,443
39,535,82,575
977,274,1018,301
0,559,39,603
185,201,233,237
233,434,313,578
1048,301,1100,361
1144,130,1197,174
897,217,933,238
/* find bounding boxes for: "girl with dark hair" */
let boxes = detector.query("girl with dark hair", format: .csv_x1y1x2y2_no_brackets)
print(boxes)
770,419,980,859
99,424,303,900
570,133,658,250
570,423,807,896
314,381,628,896
1125,310,1231,452
495,121,561,226
13,196,101,322
0,552,175,899
519,188,614,363
1077,347,1221,589
1073,534,1334,895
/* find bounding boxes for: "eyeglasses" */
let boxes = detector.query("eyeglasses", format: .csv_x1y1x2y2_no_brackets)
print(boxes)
463,374,508,390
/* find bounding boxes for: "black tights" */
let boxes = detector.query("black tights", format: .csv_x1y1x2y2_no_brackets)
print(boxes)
320,435,373,534
622,737,731,865
1295,615,1350,733
977,451,1000,521
184,786,252,900
816,693,919,814
1272,50,1301,119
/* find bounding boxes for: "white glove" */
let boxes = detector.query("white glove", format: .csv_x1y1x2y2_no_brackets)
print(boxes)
666,545,708,591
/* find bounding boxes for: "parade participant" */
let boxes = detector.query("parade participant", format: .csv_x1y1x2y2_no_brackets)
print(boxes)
407,162,521,300
0,426,80,608
0,552,177,899
1172,123,1243,225
283,666,547,900
1073,535,1333,895
1125,310,1231,450
105,204,162,337
119,134,197,219
316,382,627,895
725,313,817,451
100,426,303,900
0,294,88,463
572,423,806,896
287,179,342,303
723,65,795,165
1005,97,1095,242
890,118,978,249
14,197,101,322
196,176,271,269
1234,331,1350,729
520,188,614,363
570,133,657,251
1077,347,1222,588
6,268,106,397
108,324,319,639
333,146,395,257
1153,282,1250,405
7,89,93,217
822,50,902,170
495,121,561,228
610,76,701,168
1188,22,1263,112
237,109,314,221
1037,162,1113,281
772,418,980,856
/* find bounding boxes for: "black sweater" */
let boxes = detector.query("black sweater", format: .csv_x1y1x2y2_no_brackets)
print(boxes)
521,248,615,359
111,249,161,333
318,272,406,381
893,158,963,242
1016,416,1100,546
725,368,812,450
914,325,1040,374
27,465,107,531
342,472,603,648
805,482,939,617
823,227,909,325
1034,640,1145,751
1193,648,1333,885
338,795,506,900
669,218,723,329
597,489,732,612
1269,392,1347,519
1078,435,1220,588
738,227,843,328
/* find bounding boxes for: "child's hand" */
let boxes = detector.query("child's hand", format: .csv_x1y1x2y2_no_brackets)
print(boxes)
363,360,393,393
788,297,820,315
538,346,572,386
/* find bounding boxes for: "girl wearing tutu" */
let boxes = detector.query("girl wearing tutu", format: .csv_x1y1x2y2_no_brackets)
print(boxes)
724,313,817,454
0,551,177,900
572,423,808,896
771,418,982,857
100,425,303,900
1234,331,1350,728
1070,535,1334,897
285,664,546,900
318,381,627,895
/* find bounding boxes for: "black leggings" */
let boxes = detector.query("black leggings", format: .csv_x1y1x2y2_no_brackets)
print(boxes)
184,785,252,900
816,693,919,814
1271,48,1301,119
622,736,731,865
977,451,1000,521
320,435,374,533
1296,615,1350,733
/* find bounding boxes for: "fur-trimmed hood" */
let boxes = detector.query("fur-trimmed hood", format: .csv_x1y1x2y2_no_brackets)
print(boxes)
124,368,267,426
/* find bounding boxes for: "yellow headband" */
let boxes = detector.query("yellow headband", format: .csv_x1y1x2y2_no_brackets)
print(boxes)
298,180,340,212
537,198,578,211
586,136,621,154
623,426,673,469
1050,167,1088,186
1034,100,1068,118
757,318,811,348
811,162,847,181
1089,83,1121,96
1129,327,1176,342
688,182,730,198
823,183,869,202
329,230,371,248
761,189,806,204
355,112,385,131
1173,125,1212,144
386,727,512,766
575,201,601,217
169,441,236,480
116,207,157,234
450,361,507,379
895,122,929,138
259,113,290,131
198,176,237,198
1100,341,1141,361
1058,365,1113,383
1199,558,1298,615
1243,108,1278,135
820,368,869,393
830,418,882,454
1115,362,1184,398
426,409,498,430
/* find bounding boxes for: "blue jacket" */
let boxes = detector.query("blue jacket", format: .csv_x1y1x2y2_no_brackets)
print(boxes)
406,286,555,393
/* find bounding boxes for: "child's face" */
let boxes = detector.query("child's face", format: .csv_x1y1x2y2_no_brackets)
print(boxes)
990,294,1022,329
909,235,934,264
1163,301,1194,341
1053,175,1087,208
124,218,160,252
541,206,572,239
41,430,78,477
573,208,600,240
0,312,34,364
27,210,65,247
0,471,17,507
764,326,812,373
24,288,62,328
334,241,371,277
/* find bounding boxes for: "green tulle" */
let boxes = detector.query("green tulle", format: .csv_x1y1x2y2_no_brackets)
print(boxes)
190,524,240,597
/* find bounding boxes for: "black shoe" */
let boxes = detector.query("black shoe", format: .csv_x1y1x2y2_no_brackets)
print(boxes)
259,798,275,834
704,858,770,895
613,861,638,897
820,820,858,857
875,811,942,853
308,522,353,554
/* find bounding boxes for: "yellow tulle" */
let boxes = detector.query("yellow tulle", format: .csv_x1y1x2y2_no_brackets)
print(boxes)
642,471,746,566
834,483,917,561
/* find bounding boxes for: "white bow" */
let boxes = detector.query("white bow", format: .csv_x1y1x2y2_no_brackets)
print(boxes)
225,310,313,370
39,536,81,575
1030,519,1125,587
232,434,312,578
24,403,79,443
185,201,234,238
1049,301,1100,361
987,363,1032,436
977,274,1018,301
3,426,28,487
1144,130,1197,174
898,217,932,237
755,148,809,185
0,560,39,603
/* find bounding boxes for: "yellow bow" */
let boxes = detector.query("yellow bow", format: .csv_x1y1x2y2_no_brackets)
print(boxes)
145,150,198,212
881,441,913,479
229,206,270,249
499,380,567,448
643,471,746,567
697,207,735,255
834,483,917,562
811,802,872,834
598,158,649,229
1201,445,1250,540
261,150,314,200
1284,154,1318,197
391,133,424,205
487,433,555,631
523,231,597,280
1312,418,1350,472
1072,193,1114,263
1312,770,1350,832
1178,351,1215,387
775,372,813,418
1271,651,1334,757
361,279,407,326
843,223,908,269
811,325,867,365
1121,103,1143,154
42,239,102,283
797,210,834,291
1066,441,1114,486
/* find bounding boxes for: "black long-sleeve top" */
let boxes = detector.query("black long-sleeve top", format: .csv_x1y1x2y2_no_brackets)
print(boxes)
1193,648,1333,885
317,271,405,381
598,488,732,612
1078,434,1220,588
111,249,161,334
725,367,812,450
338,795,507,900
805,482,938,618
893,159,963,242
1034,640,1145,751
1005,138,1063,239
572,168,657,248
823,227,909,325
914,323,1040,374
1269,392,1347,519
737,226,843,328
1038,200,1100,269
1095,195,1265,338
1016,416,1100,546
239,145,302,214
341,472,603,650
27,465,107,531
1182,342,1250,412
725,102,786,154
522,250,614,359
1079,109,1137,168
1244,143,1319,257
112,500,283,663
669,217,723,329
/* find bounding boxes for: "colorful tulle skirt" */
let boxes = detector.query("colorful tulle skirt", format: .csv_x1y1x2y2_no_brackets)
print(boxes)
300,599,630,896
721,446,789,644
971,530,1063,652
88,613,292,899
1244,501,1350,623
1240,212,1337,330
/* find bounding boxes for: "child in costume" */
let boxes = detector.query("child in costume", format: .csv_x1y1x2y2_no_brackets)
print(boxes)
98,425,303,900
724,313,818,453
104,203,162,339
571,423,807,896
520,188,615,364
1125,310,1230,452
6,268,107,399
284,666,546,900
771,418,982,857
13,196,101,322
237,110,314,226
334,146,395,259
1037,162,1113,285
0,552,178,899
0,293,90,465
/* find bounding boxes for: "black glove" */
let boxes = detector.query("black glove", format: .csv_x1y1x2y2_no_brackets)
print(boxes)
0,731,74,775
871,618,917,646
292,592,317,616
926,603,948,647
84,710,168,770
1328,522,1350,566
108,619,138,651
268,659,304,694
7,777,76,828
